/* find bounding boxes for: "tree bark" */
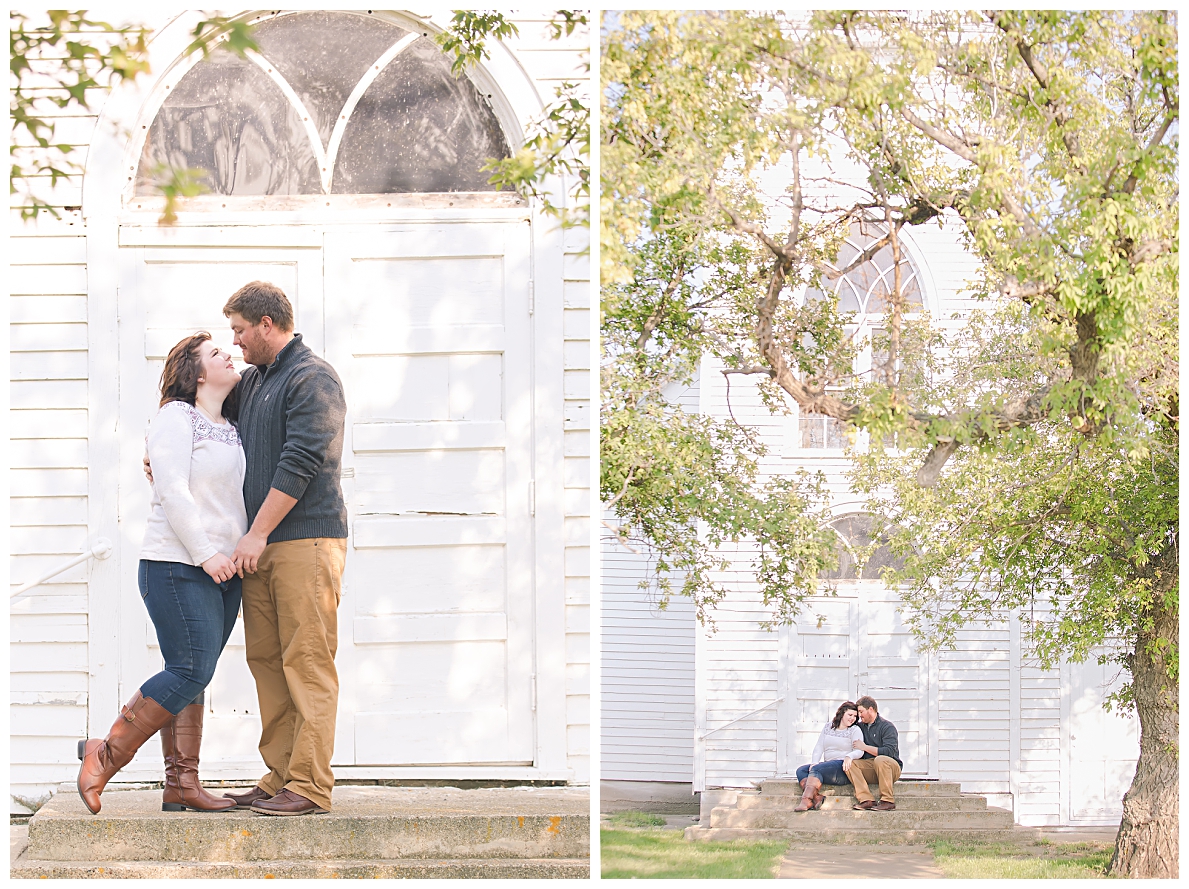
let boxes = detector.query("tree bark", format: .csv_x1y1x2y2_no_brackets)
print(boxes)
1108,552,1179,878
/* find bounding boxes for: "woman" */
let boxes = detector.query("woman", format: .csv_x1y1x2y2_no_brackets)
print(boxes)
792,701,864,812
77,332,246,814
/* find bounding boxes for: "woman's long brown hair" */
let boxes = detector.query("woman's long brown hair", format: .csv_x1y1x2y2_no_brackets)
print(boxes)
831,701,859,729
159,332,238,422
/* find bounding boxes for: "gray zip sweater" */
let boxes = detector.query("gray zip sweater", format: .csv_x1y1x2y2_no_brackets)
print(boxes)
236,334,348,542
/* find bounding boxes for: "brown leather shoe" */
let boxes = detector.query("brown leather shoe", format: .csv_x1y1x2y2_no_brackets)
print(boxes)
223,786,273,809
852,799,876,810
251,788,329,816
161,704,235,812
77,691,173,815
873,800,896,811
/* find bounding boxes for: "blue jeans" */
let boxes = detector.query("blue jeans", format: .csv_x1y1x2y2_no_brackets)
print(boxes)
795,759,850,785
138,559,241,715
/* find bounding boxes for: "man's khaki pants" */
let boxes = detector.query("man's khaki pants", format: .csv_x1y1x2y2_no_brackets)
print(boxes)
242,538,346,811
847,755,902,803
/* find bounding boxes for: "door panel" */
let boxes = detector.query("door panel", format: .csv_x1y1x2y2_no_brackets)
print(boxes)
791,598,855,763
1068,659,1138,822
859,595,930,777
325,223,534,766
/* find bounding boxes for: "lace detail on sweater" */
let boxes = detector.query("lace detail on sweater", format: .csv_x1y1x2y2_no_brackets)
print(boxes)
166,401,240,447
822,724,857,739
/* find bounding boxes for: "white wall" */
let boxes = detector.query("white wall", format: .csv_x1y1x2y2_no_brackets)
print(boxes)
600,527,697,783
9,224,92,813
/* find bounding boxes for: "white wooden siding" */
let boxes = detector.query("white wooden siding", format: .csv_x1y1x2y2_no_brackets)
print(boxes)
699,565,783,789
9,10,591,811
937,627,1012,802
600,525,696,783
1018,659,1063,824
561,224,592,783
9,228,92,813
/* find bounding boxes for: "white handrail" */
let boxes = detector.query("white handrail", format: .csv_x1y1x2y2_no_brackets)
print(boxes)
10,538,114,601
699,697,785,741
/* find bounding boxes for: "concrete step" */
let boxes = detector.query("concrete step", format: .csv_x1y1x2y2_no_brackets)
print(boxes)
24,785,589,867
760,778,963,797
685,824,1040,846
12,857,590,879
710,804,1014,831
736,792,988,812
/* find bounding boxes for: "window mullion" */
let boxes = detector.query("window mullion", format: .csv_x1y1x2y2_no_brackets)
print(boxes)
325,32,420,194
244,48,330,192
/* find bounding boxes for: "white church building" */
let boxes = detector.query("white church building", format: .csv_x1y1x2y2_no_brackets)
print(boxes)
10,9,591,813
601,216,1140,827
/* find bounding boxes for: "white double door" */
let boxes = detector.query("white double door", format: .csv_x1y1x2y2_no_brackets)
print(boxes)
780,587,935,777
112,220,535,776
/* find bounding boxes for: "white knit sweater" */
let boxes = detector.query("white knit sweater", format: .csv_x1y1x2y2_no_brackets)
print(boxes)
140,401,247,566
810,723,865,764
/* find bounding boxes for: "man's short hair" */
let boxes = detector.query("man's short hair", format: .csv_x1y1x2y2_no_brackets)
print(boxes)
856,695,879,713
223,281,294,332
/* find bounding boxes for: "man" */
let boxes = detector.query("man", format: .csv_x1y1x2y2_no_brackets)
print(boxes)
841,695,902,811
218,281,348,816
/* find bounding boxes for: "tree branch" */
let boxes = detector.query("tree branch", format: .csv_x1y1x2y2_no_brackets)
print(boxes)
899,106,1041,239
989,11,1088,175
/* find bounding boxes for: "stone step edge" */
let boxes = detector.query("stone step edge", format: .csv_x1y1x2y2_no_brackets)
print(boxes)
11,857,592,880
716,803,1013,814
759,783,965,794
708,812,1008,827
710,804,1013,822
735,797,989,808
710,815,1015,829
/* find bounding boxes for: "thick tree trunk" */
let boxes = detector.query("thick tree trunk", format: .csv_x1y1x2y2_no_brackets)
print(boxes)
1108,567,1178,878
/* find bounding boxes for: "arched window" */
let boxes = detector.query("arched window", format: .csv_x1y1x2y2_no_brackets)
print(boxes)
792,221,924,451
134,11,511,197
819,513,906,581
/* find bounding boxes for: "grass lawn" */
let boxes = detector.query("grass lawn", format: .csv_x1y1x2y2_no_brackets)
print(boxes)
930,839,1113,879
601,828,787,879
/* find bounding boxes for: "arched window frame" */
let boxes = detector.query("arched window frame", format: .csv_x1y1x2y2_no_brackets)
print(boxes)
120,9,526,211
819,511,906,583
785,221,934,455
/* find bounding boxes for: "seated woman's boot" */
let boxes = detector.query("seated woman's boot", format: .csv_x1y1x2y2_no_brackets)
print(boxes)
811,784,826,809
161,703,235,812
793,776,822,812
77,691,173,814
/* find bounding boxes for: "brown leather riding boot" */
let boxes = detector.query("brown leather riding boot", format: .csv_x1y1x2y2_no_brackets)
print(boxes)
161,703,235,812
793,776,822,812
77,691,173,814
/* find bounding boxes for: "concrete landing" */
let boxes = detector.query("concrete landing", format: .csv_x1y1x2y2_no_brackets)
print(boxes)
778,843,945,879
13,785,589,879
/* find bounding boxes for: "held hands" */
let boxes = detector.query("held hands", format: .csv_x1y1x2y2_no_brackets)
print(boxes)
232,531,268,577
202,553,237,584
143,452,154,484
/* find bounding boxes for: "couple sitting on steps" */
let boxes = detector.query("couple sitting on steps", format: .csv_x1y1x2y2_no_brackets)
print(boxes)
794,695,902,812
